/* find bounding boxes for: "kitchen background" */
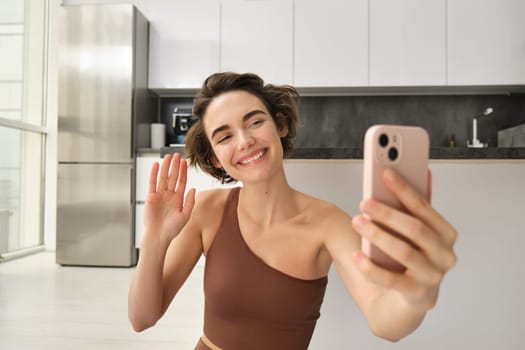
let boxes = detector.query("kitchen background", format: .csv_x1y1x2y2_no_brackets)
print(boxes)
161,94,525,149
0,0,524,349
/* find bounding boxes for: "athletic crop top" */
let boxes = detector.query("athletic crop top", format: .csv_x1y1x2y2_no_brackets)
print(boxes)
202,187,328,350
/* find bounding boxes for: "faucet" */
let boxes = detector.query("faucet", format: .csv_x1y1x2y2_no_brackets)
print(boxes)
467,107,494,148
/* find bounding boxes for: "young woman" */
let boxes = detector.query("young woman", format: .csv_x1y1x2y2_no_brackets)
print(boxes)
128,72,457,350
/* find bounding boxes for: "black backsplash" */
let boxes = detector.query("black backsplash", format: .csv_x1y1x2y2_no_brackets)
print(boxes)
295,94,525,148
159,94,525,148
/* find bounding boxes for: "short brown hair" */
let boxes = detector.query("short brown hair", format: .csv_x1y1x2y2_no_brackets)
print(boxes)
185,72,300,183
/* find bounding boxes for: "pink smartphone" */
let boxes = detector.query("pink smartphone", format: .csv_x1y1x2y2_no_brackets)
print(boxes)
362,125,429,272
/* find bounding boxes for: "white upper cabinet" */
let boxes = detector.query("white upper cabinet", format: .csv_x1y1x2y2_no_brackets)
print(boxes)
148,0,220,89
369,0,446,86
220,0,293,85
294,0,368,87
145,0,525,89
447,0,525,85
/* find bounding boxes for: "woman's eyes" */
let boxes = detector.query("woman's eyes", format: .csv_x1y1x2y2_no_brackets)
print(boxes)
217,135,231,144
249,119,264,127
216,119,265,144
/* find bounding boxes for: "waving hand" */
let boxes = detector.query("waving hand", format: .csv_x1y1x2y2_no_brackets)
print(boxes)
143,153,196,246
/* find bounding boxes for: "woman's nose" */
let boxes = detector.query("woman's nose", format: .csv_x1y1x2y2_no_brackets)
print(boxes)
237,131,255,150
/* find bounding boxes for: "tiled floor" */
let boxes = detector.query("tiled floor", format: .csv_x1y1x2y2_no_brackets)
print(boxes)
0,251,205,350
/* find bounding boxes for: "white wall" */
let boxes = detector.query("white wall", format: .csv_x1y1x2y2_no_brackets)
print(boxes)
284,160,525,350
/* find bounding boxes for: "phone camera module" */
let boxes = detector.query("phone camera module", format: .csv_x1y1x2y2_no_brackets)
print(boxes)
388,147,398,161
379,134,389,147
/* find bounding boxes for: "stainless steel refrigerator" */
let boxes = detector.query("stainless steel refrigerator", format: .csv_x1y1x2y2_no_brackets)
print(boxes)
57,4,154,266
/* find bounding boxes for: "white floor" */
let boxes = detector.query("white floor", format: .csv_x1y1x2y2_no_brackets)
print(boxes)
0,251,205,350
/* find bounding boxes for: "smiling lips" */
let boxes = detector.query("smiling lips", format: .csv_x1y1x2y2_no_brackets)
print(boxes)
238,149,267,165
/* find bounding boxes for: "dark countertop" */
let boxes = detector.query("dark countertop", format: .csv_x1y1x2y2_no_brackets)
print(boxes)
156,146,525,160
289,147,525,160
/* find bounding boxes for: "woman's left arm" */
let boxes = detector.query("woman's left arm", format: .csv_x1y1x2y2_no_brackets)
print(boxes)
325,168,457,342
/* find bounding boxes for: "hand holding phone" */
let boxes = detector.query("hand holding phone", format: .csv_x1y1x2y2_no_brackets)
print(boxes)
361,125,429,272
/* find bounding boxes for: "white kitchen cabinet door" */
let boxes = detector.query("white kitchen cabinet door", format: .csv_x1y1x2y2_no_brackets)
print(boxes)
187,166,217,192
148,0,220,88
369,0,446,86
136,156,161,202
136,156,217,202
220,0,293,85
294,0,368,87
135,203,145,248
448,0,525,85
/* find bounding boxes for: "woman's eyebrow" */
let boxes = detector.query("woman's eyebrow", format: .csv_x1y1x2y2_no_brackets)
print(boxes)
242,109,266,121
211,109,267,139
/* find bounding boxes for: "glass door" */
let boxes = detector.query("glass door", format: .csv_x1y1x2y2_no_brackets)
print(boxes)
0,0,47,260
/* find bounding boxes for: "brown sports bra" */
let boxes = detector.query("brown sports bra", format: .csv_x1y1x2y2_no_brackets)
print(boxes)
202,187,328,350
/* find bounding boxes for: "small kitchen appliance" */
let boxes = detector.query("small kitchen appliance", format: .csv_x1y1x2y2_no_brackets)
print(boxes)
168,107,194,145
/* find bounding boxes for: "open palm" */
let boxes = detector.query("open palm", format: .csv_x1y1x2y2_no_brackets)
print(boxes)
144,153,196,245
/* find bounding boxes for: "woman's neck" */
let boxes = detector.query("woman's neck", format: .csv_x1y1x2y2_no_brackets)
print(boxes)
238,172,299,228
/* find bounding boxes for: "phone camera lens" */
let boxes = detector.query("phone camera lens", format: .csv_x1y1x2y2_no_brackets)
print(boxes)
379,134,389,147
388,147,398,161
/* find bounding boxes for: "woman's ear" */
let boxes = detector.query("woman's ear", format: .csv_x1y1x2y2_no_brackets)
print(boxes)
210,156,222,169
278,124,288,138
275,112,289,138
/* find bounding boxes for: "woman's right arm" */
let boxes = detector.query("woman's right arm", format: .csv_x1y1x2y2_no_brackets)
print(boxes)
128,153,200,332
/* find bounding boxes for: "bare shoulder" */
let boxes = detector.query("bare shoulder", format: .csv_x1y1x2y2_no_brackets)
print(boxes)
189,188,233,223
295,191,359,244
193,187,232,209
191,187,240,252
293,190,359,269
295,191,354,230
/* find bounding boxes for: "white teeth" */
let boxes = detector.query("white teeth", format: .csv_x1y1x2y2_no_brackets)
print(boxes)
240,150,265,165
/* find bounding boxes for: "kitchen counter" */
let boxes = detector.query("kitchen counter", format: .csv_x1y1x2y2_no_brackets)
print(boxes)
138,145,185,157
159,146,525,160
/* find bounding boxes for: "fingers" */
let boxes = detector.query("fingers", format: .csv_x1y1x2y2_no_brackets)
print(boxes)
427,169,432,203
353,214,441,282
148,162,160,193
175,157,187,193
352,167,457,310
383,168,458,246
167,153,181,192
353,214,453,280
352,251,439,310
175,158,188,208
358,200,457,272
182,188,196,218
353,251,418,291
154,153,189,197
157,154,172,192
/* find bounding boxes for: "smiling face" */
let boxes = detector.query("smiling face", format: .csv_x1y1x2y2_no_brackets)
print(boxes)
203,90,288,184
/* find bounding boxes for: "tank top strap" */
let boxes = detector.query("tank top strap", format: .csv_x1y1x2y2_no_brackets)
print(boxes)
206,187,241,259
